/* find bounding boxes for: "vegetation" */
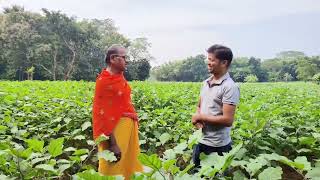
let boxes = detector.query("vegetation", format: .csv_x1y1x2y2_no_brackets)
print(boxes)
0,81,319,179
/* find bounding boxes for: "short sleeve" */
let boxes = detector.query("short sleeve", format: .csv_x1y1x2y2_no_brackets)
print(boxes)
222,83,240,105
199,81,207,97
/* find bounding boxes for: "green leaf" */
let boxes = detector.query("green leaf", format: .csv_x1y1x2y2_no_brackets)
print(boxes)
20,148,33,158
162,159,176,171
80,155,88,161
58,164,72,173
87,140,95,146
73,149,89,156
173,141,188,154
159,133,171,145
0,125,8,133
246,157,269,176
221,142,243,172
57,159,71,164
139,140,146,145
231,160,248,168
258,167,282,180
20,160,31,172
138,154,162,170
163,149,176,160
74,169,123,180
178,163,194,177
81,121,91,131
233,170,248,180
53,117,63,123
26,139,44,152
294,156,311,171
234,147,247,160
199,152,226,176
312,133,320,141
299,137,316,146
0,174,15,180
131,173,147,180
31,156,51,165
297,148,312,153
48,138,64,157
35,164,57,173
74,135,86,140
175,174,196,180
97,150,117,162
64,147,77,152
64,118,72,124
0,150,8,156
306,167,320,180
200,153,225,170
187,129,202,148
95,134,109,145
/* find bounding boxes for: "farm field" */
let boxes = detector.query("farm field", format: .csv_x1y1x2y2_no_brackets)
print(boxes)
0,81,319,180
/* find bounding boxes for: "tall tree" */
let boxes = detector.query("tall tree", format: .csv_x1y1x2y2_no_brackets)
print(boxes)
152,55,208,82
125,38,153,81
0,6,43,80
296,57,319,81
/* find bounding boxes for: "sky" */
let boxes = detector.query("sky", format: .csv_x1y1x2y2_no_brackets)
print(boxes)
1,0,320,65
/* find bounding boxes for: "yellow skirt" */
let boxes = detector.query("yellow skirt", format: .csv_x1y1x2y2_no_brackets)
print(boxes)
98,117,143,179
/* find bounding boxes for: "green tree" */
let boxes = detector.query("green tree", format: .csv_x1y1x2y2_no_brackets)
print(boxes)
244,74,258,82
0,6,43,80
125,38,153,81
283,73,293,82
296,57,319,81
152,55,208,82
313,73,320,84
248,57,268,82
230,57,251,82
0,6,138,81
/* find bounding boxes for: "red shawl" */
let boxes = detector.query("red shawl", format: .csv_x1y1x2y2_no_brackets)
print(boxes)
92,69,137,139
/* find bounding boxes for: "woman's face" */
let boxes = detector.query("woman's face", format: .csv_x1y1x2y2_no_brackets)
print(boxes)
110,48,128,72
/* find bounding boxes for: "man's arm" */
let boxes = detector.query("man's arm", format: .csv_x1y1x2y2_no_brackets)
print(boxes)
192,103,236,127
194,98,204,129
196,98,201,113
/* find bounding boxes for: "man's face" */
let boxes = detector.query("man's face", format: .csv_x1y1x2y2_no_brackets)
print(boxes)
206,53,227,74
110,48,128,72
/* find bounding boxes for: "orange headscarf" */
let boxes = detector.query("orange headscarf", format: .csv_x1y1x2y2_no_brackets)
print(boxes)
92,69,138,139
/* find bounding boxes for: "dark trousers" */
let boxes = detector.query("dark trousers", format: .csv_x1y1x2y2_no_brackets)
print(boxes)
192,142,232,168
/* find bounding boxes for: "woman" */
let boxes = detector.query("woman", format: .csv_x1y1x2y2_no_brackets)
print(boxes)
92,44,143,179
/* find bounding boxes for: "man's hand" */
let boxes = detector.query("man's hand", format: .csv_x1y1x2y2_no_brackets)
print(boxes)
195,122,204,129
108,143,121,162
192,114,203,125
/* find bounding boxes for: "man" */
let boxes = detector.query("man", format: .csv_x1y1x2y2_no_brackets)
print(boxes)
191,44,240,168
92,44,142,179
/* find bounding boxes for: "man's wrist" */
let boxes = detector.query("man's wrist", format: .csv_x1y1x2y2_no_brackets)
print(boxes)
199,114,205,123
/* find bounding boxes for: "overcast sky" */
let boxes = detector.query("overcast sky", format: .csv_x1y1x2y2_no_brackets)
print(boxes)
1,0,320,65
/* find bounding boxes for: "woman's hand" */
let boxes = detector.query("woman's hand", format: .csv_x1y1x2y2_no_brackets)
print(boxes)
108,132,121,162
108,143,121,162
123,112,138,121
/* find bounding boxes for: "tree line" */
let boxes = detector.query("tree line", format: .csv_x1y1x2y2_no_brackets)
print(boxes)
152,51,320,83
0,6,152,81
